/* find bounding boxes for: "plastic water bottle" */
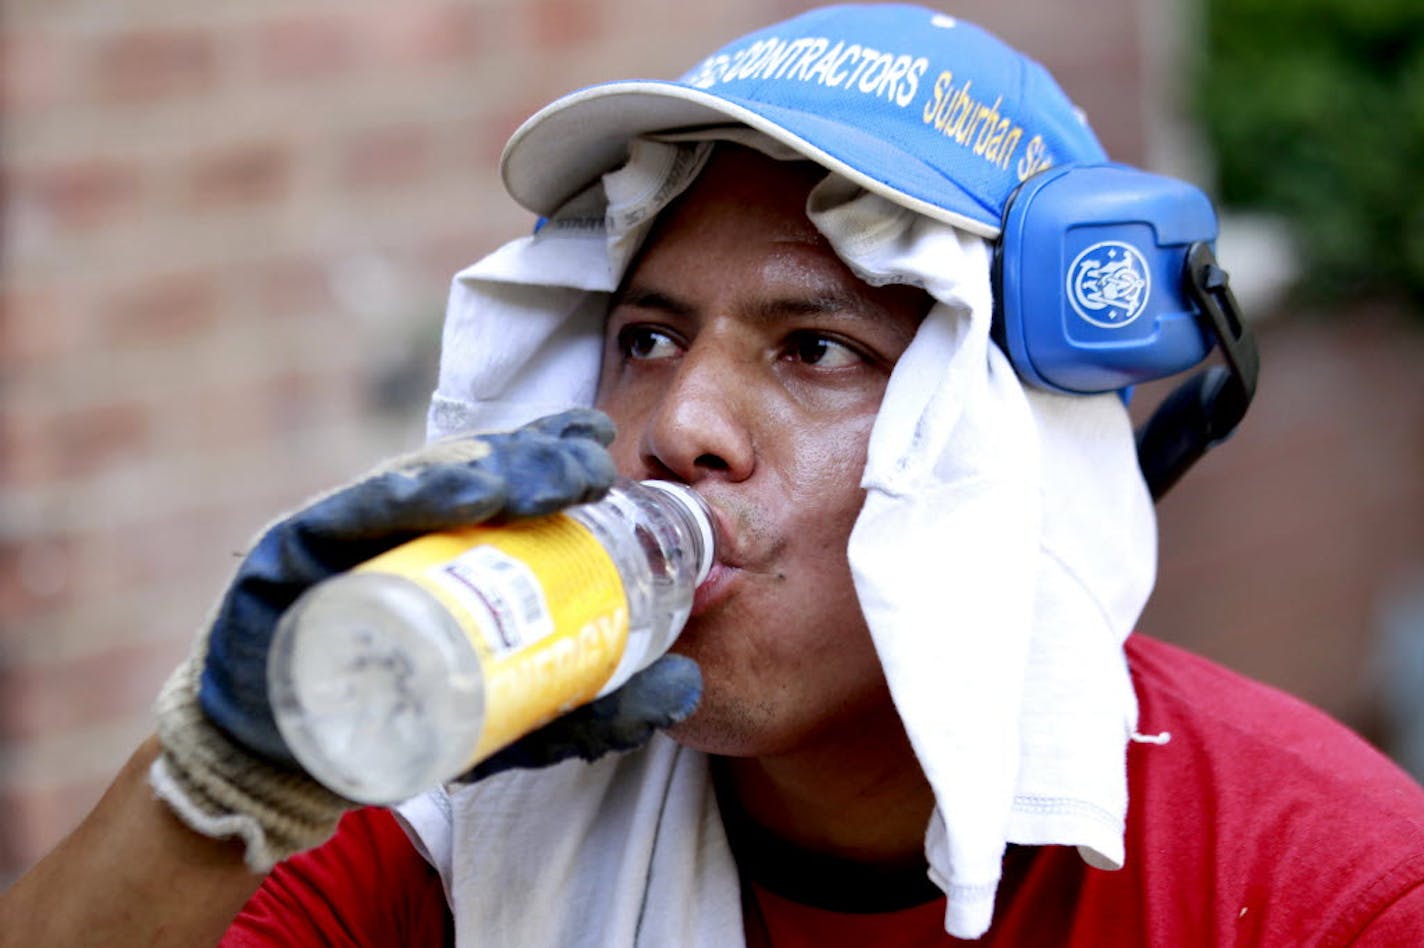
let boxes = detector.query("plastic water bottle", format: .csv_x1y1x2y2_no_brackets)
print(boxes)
267,479,715,804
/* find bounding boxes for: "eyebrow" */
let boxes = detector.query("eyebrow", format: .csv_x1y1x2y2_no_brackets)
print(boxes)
609,286,694,318
610,283,891,329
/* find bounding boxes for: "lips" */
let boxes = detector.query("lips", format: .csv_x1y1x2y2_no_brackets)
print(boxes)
689,494,741,616
691,560,737,616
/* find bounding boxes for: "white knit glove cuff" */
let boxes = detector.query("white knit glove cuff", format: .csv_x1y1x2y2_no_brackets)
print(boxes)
150,652,352,873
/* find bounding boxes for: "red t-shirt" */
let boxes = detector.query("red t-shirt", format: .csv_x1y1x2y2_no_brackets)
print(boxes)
226,636,1424,945
222,804,451,947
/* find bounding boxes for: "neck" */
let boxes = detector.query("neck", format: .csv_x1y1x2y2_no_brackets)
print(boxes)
714,692,934,868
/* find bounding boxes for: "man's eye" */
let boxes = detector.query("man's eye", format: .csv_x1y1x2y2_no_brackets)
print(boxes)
618,326,680,361
785,331,863,368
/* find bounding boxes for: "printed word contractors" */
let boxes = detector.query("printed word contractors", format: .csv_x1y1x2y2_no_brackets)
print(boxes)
684,33,1055,184
685,36,929,107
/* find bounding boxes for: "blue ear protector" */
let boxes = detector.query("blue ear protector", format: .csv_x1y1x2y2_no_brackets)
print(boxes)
992,163,1260,500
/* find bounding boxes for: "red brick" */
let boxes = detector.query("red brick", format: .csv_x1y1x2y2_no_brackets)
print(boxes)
1,399,151,486
59,402,151,477
0,285,82,362
0,406,41,486
363,4,485,68
340,124,433,190
0,537,78,624
529,0,603,51
254,12,358,81
37,506,229,615
416,228,493,284
103,271,222,344
251,255,337,316
266,370,324,435
461,105,540,169
0,641,175,741
8,159,144,231
89,29,217,103
266,365,371,436
0,30,64,113
172,377,279,454
104,272,222,343
185,143,290,208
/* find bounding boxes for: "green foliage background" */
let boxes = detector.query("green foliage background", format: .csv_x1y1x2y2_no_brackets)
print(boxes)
1199,0,1424,308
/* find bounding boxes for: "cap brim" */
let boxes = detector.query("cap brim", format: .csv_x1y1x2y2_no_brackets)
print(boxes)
500,80,1003,238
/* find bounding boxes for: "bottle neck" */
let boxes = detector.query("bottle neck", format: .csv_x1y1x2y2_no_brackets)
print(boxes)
639,480,716,584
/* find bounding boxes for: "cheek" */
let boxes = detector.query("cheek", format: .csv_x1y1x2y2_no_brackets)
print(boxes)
782,412,876,512
593,380,650,473
592,352,623,424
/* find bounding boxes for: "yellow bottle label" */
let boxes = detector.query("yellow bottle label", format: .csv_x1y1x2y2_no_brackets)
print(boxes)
354,514,628,765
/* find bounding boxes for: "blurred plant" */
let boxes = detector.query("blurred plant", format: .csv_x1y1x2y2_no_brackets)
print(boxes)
1199,0,1424,310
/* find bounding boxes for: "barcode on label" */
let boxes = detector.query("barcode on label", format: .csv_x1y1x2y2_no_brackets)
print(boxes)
436,546,554,653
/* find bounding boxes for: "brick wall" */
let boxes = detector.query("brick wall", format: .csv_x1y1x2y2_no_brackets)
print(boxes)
1,0,1168,881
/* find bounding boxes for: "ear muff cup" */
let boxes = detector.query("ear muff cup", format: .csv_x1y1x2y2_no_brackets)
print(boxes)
993,164,1219,395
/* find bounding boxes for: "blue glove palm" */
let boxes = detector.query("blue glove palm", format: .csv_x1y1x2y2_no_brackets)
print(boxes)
196,408,702,783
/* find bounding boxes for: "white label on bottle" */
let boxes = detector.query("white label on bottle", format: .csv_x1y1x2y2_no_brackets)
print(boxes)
432,545,554,654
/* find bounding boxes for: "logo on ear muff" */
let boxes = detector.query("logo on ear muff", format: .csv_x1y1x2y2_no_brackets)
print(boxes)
1067,240,1151,328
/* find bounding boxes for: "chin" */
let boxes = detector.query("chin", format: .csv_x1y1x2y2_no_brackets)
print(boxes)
664,697,780,759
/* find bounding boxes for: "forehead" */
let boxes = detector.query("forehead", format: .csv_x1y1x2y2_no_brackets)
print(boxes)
610,143,929,349
636,145,828,254
618,145,876,310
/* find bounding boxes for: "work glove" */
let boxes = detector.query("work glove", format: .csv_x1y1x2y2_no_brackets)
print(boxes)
151,409,703,872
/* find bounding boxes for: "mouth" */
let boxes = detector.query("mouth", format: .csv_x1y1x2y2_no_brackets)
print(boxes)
690,499,741,617
691,560,737,616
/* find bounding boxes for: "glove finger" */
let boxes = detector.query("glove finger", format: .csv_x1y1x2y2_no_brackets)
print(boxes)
486,435,617,518
522,407,617,447
325,407,617,534
296,427,614,544
297,464,511,542
598,653,703,727
387,409,615,477
458,654,703,782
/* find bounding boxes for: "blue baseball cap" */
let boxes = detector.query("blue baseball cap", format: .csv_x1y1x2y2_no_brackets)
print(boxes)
501,3,1107,238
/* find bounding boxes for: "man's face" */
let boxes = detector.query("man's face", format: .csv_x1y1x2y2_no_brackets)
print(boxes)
595,146,930,758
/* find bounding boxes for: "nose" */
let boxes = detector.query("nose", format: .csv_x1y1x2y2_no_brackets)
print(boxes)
639,342,755,484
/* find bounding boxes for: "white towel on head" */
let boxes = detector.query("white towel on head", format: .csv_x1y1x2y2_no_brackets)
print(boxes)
427,139,711,440
403,134,1156,942
807,175,1153,935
